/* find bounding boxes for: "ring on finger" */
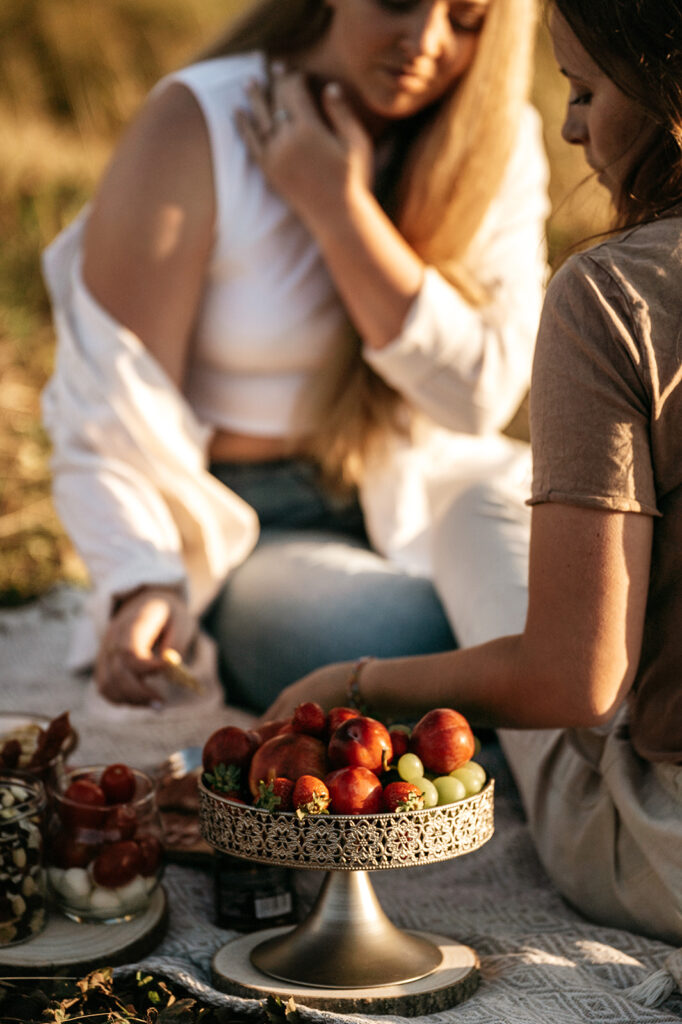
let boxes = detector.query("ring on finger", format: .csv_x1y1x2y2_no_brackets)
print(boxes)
272,107,292,126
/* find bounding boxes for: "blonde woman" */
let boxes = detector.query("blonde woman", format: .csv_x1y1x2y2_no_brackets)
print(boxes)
42,0,549,709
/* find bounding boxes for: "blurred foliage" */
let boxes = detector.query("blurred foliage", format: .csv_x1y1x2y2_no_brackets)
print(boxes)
0,0,244,605
0,1,610,606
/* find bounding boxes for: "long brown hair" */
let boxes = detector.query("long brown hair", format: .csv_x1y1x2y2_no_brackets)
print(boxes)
553,0,682,228
200,0,538,488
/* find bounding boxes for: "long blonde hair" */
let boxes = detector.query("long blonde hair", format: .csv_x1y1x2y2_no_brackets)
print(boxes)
200,0,537,488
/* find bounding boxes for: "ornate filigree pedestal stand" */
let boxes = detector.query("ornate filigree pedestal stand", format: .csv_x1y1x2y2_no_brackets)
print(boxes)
199,778,494,1014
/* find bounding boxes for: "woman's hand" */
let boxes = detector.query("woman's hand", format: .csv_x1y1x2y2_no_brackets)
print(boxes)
258,660,356,725
236,65,373,231
95,586,196,706
236,63,423,349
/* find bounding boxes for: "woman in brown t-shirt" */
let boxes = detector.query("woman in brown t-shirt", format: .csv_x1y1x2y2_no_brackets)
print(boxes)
260,0,682,945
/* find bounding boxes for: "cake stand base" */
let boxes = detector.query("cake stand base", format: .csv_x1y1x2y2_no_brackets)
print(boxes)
212,928,479,1016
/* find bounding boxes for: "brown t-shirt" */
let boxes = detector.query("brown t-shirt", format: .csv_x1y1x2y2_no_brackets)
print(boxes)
529,216,682,763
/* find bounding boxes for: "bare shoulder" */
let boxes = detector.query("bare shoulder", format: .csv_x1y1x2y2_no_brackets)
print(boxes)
84,81,214,268
82,81,216,381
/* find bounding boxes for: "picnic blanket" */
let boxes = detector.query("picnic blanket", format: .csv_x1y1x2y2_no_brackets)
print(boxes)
1,584,681,1023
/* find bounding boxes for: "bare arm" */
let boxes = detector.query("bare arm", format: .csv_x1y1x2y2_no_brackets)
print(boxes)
81,82,216,701
83,82,215,385
261,503,653,729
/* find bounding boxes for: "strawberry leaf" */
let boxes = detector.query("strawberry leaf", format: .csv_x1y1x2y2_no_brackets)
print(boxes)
255,779,282,811
203,763,241,794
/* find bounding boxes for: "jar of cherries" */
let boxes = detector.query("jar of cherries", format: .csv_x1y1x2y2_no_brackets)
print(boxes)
45,763,164,923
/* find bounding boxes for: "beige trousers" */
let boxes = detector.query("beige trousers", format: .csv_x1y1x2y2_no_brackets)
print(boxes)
499,714,682,945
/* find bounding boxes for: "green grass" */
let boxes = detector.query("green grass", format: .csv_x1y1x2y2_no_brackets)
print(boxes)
0,7,610,606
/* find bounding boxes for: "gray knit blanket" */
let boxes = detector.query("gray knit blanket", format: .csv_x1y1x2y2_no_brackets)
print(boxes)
1,585,680,1023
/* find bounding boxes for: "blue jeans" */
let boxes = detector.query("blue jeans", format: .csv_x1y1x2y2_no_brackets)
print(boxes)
203,459,455,712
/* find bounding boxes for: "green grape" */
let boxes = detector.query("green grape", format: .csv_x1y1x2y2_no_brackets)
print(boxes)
414,776,439,808
449,761,486,795
466,761,487,785
397,753,424,783
473,735,482,756
433,776,467,805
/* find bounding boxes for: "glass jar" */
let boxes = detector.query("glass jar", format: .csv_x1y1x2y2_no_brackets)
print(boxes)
45,764,164,924
0,773,47,946
213,852,296,931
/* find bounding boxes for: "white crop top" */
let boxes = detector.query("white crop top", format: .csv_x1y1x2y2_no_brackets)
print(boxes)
159,54,347,438
159,53,551,442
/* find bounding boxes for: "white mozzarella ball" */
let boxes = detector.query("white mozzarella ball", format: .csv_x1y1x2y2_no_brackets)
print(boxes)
116,876,147,910
89,886,123,914
61,867,92,906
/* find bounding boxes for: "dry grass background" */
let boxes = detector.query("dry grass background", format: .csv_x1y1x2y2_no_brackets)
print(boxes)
0,0,610,606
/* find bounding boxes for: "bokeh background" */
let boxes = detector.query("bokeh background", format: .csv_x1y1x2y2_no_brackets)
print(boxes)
0,0,611,606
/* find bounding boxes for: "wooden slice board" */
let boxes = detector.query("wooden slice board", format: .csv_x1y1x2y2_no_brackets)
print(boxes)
212,928,479,1016
0,887,167,975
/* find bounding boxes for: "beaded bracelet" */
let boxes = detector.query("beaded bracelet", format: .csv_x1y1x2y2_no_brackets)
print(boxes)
346,656,374,714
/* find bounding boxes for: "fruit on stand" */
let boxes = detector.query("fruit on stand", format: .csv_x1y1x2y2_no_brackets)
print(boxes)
388,726,411,761
396,752,425,782
200,702,486,816
251,719,289,745
291,702,327,737
254,777,294,811
433,775,467,805
450,761,487,795
292,776,330,817
414,776,439,808
202,726,259,774
409,708,475,774
382,781,424,813
326,706,358,735
247,733,328,798
328,716,393,772
203,762,243,800
326,766,384,814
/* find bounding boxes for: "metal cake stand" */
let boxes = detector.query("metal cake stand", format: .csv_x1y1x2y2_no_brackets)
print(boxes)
199,776,494,1007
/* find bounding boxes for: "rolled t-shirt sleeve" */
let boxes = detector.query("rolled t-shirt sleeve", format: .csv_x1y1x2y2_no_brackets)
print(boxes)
529,253,660,516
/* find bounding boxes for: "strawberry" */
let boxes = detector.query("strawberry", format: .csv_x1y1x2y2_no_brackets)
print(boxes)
382,781,424,813
203,762,242,799
291,701,327,737
292,775,330,818
255,776,295,812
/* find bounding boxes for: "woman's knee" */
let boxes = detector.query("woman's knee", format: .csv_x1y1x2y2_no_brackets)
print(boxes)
432,479,531,646
206,531,455,709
